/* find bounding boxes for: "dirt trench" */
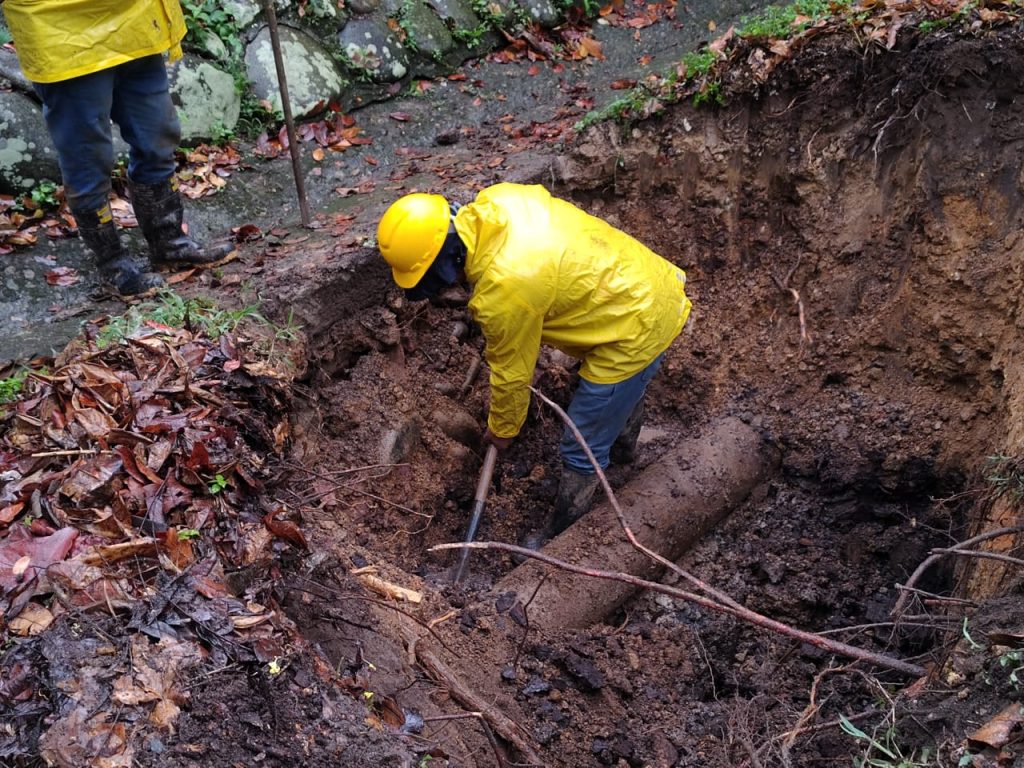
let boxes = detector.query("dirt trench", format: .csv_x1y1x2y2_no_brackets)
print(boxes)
280,30,1024,768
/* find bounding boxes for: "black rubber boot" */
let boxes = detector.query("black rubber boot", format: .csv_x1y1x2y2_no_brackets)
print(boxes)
551,469,600,535
511,470,599,563
76,207,164,296
610,400,645,465
129,178,233,265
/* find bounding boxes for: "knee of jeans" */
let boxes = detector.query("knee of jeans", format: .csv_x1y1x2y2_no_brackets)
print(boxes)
560,435,611,473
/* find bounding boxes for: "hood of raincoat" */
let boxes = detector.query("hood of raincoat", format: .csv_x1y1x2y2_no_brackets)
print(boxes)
454,183,691,438
3,0,186,83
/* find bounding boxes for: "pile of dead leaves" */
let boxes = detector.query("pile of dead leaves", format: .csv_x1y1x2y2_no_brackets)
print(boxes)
253,109,372,160
0,318,311,765
0,144,248,254
0,193,75,257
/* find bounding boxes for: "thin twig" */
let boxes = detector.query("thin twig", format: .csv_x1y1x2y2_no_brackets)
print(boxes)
511,573,549,673
930,547,1024,568
892,525,1024,617
422,713,507,768
431,540,925,677
528,387,745,612
816,619,958,637
285,576,459,657
282,460,428,516
30,448,100,458
770,255,810,347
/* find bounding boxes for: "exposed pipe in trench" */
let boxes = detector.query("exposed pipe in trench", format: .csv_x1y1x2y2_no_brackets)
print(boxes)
491,417,780,630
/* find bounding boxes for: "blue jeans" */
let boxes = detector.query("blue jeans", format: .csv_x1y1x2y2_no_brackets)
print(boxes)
33,55,180,216
559,353,664,473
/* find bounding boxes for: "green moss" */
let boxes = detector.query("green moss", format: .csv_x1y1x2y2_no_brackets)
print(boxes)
181,0,244,60
0,370,28,407
737,0,851,39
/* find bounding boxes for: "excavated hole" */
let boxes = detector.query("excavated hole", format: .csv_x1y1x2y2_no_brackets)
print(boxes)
282,33,1024,767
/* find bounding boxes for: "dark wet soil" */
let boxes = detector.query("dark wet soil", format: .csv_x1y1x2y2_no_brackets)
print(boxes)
5,14,1024,768
279,25,1024,768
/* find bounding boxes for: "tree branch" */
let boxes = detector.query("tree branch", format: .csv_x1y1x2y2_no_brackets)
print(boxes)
431,539,925,677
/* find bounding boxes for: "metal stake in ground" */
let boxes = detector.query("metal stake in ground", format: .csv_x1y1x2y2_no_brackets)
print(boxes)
452,444,499,584
261,0,311,228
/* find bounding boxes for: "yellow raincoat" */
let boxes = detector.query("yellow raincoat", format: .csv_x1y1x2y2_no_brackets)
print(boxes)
2,0,186,83
455,183,691,439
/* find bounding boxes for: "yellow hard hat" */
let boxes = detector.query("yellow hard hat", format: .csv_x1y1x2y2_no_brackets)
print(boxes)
377,193,450,289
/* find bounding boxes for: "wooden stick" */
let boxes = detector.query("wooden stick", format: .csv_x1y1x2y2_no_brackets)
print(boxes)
892,525,1024,617
406,625,544,766
351,567,423,604
433,540,925,677
929,547,1024,568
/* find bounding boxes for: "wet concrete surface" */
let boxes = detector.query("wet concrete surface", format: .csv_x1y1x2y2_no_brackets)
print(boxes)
0,0,764,362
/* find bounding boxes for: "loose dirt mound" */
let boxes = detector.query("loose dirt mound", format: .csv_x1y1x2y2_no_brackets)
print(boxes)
287,27,1024,768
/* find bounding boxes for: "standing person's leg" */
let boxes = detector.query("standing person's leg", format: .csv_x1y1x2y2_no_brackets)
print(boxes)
115,55,231,265
35,70,163,295
554,353,665,532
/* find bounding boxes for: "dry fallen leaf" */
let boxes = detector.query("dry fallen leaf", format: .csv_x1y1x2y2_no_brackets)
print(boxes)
12,554,31,578
10,602,55,636
45,266,80,287
967,702,1024,751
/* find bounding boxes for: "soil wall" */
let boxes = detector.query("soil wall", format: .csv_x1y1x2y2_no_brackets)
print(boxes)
288,29,1024,767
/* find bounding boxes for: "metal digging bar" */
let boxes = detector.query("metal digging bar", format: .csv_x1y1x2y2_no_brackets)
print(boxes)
452,444,499,584
261,0,312,227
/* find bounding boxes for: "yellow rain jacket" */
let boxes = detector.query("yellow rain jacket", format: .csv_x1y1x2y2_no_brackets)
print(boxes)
2,0,186,84
455,183,691,439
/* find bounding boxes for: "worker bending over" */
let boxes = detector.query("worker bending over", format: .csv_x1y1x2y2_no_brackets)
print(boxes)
378,183,692,545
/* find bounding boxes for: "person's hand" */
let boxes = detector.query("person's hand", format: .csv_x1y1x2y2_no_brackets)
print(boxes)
483,428,514,451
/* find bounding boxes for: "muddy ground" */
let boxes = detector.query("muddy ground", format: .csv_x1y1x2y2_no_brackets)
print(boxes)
250,24,1024,768
5,15,1024,768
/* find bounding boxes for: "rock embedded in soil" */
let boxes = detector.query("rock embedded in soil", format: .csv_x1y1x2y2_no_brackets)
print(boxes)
379,418,421,464
431,406,481,447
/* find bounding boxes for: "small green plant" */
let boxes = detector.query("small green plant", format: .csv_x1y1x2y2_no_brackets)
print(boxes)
237,92,284,139
917,17,951,33
0,370,28,406
984,454,1024,500
469,0,506,26
209,120,236,146
840,714,935,768
680,49,718,78
95,289,263,347
180,0,243,60
208,474,229,494
962,617,984,651
29,181,61,209
453,23,490,48
394,0,422,53
738,0,851,39
177,528,201,540
417,755,433,768
999,649,1023,690
693,80,725,106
